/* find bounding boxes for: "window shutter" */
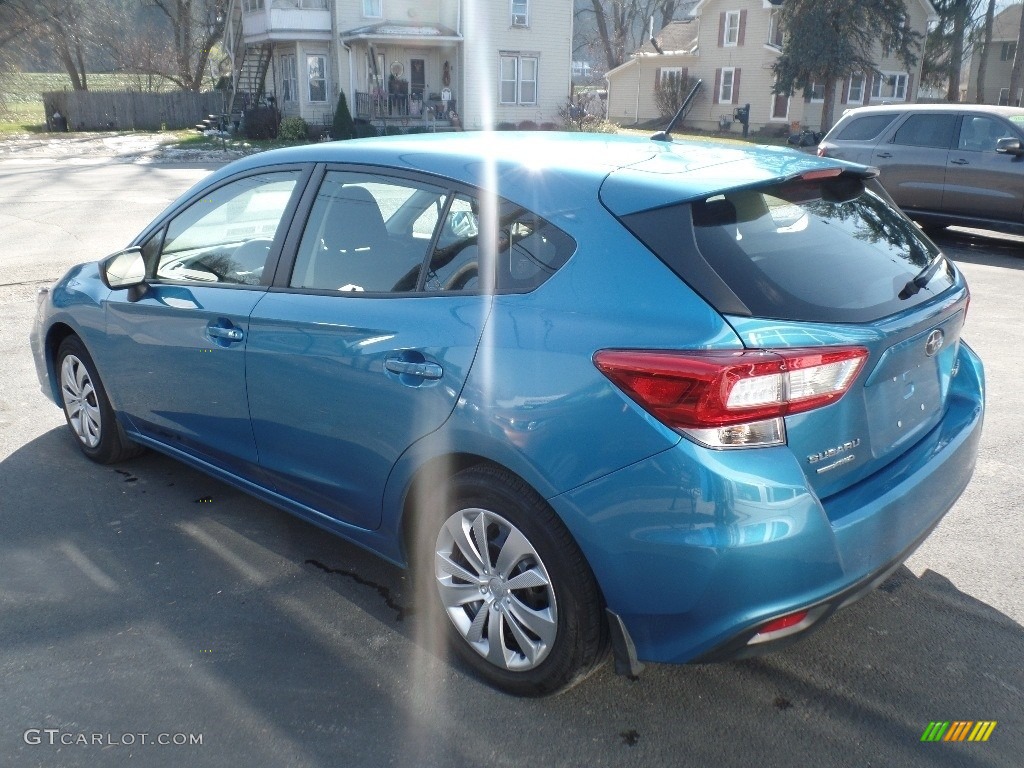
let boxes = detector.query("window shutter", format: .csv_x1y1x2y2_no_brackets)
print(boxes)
862,71,871,105
738,10,746,46
681,67,688,83
841,77,849,104
906,73,914,101
655,67,662,86
733,69,741,103
718,12,726,47
713,68,721,103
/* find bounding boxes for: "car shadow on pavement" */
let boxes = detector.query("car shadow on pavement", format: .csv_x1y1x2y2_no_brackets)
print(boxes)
1,429,1021,768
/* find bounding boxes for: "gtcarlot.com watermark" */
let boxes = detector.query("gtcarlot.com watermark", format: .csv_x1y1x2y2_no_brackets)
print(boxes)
24,729,203,747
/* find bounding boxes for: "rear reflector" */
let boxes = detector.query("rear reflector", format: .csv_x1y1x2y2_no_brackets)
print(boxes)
747,609,815,645
593,348,868,435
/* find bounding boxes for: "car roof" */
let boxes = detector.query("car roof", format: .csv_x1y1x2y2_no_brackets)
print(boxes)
837,102,1024,119
198,132,864,218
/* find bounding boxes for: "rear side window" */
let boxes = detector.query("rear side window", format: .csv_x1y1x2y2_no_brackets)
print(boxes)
892,113,957,148
621,177,955,323
836,113,898,141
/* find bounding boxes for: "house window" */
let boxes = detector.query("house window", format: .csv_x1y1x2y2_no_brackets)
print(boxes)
767,10,783,48
810,82,825,102
572,61,592,78
724,11,740,46
243,0,263,11
659,67,684,85
363,0,382,18
499,54,537,105
847,73,865,104
871,72,908,101
1001,42,1017,62
511,0,529,27
281,55,297,103
307,55,327,102
719,67,736,103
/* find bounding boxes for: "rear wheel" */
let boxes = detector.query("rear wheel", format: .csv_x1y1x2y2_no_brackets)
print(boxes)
416,465,607,696
56,336,142,464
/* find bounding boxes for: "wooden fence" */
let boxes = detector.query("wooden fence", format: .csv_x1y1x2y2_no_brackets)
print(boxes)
41,90,225,131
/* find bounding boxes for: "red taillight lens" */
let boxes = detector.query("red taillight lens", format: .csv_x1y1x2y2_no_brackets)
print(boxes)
593,347,868,430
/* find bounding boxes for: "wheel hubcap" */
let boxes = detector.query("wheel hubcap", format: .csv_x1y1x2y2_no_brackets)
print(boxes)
434,508,557,671
60,354,102,448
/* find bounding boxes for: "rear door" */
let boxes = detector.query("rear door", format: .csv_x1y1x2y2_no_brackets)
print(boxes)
942,112,1024,223
245,169,490,530
872,111,957,212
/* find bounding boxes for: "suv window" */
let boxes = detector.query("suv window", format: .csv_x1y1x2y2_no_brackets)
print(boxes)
156,172,300,285
836,113,898,141
892,113,957,148
957,115,1015,151
620,176,955,323
290,171,444,293
420,195,577,294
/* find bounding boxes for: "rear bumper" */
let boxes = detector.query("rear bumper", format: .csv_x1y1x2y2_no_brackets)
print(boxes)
551,343,984,665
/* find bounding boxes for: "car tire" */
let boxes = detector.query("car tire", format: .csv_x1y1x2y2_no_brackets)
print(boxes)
415,465,607,696
56,336,143,464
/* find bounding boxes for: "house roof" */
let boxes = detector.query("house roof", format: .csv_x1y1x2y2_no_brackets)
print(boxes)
340,22,462,44
635,19,699,56
990,3,1023,43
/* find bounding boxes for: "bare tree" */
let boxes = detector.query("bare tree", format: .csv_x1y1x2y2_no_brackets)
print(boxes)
578,0,688,73
0,0,97,90
975,0,997,103
145,0,227,91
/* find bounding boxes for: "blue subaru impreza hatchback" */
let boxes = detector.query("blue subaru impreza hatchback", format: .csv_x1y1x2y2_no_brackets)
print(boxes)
31,132,984,695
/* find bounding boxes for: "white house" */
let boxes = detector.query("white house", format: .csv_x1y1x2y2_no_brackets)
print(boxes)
223,0,573,131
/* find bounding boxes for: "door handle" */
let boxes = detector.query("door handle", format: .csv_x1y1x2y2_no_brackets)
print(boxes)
384,358,443,380
949,158,970,165
207,325,244,342
875,151,893,158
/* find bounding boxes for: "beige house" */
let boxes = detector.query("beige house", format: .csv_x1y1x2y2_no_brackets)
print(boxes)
223,0,572,131
966,3,1023,106
605,0,935,134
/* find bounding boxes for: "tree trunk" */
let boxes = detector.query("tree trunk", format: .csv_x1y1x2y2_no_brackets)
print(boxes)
820,77,838,134
945,0,966,102
1008,2,1024,106
976,0,996,103
590,0,618,72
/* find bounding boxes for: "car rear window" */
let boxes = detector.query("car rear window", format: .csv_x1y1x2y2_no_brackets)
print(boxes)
836,113,898,141
620,176,956,323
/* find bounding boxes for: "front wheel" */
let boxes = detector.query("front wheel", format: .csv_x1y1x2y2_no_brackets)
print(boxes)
56,336,142,464
416,465,607,696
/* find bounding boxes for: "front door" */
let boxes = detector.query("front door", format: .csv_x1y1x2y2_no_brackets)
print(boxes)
942,113,1024,223
102,170,303,477
410,56,426,101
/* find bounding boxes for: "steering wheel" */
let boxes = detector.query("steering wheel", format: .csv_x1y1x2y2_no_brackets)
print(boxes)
441,262,479,291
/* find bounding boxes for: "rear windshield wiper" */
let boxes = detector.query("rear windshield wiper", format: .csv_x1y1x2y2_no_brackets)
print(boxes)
899,253,946,300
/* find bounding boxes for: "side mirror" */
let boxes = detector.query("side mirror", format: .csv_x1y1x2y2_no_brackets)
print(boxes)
100,247,146,290
995,137,1024,156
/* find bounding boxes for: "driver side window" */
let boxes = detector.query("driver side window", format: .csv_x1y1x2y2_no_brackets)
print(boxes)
156,172,300,285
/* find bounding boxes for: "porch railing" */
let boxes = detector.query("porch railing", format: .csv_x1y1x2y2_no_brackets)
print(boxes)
354,91,457,121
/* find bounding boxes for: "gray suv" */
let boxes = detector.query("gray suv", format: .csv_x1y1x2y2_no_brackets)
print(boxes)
818,103,1024,235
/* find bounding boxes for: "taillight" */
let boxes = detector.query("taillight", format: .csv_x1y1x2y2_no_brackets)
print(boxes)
593,347,867,449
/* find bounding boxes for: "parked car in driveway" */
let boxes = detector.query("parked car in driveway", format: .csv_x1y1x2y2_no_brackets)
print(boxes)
31,132,984,696
818,103,1024,235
